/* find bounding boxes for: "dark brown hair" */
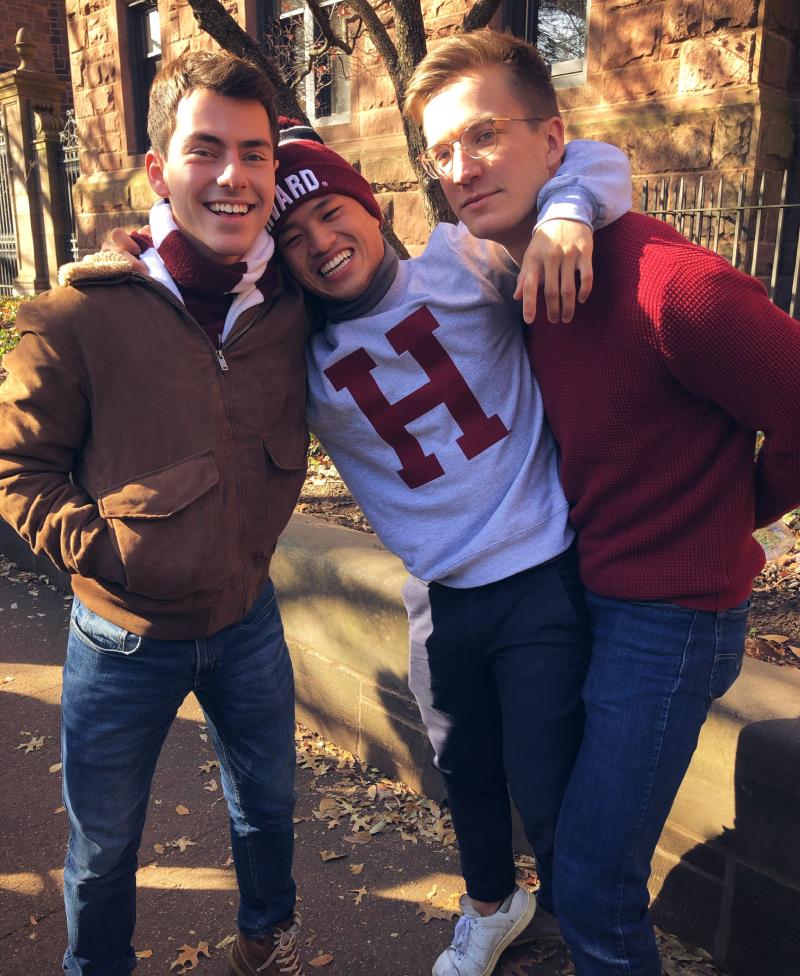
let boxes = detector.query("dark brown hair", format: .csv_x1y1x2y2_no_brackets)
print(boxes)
147,50,279,157
404,28,558,126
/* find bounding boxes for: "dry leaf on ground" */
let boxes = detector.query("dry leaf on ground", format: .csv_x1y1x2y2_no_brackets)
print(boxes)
168,837,198,853
16,735,44,753
309,952,334,967
135,949,153,959
169,941,210,972
49,762,62,773
415,903,458,924
348,885,367,906
199,760,220,774
175,804,190,816
350,863,364,875
215,935,236,949
319,850,345,862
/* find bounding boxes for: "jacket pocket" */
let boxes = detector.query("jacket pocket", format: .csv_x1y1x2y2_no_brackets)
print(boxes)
98,450,225,601
263,426,308,555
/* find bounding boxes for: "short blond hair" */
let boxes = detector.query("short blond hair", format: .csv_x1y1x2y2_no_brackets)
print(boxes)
404,28,558,127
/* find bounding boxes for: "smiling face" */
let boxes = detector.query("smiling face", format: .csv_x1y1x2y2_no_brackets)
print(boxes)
421,64,564,263
275,193,385,301
146,88,277,264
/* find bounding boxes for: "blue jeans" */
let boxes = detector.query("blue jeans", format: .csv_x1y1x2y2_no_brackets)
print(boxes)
553,593,748,975
60,583,296,976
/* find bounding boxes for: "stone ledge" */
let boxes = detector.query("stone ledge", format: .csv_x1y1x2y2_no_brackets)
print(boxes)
270,514,800,976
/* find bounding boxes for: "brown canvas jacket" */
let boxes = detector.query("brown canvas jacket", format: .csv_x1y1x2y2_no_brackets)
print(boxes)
0,254,310,639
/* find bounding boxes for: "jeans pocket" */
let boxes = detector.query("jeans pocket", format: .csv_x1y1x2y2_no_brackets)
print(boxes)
708,600,749,701
70,601,142,656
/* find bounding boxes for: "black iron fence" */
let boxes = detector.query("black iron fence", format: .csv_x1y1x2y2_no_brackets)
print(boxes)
0,106,19,297
642,171,800,320
58,109,81,264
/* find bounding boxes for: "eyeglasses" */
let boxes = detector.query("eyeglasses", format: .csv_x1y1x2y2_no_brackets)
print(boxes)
417,117,546,180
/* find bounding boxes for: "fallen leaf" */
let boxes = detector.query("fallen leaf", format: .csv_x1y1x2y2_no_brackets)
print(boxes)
203,779,219,792
788,646,800,659
350,863,364,875
309,952,334,967
16,735,44,754
760,634,790,643
49,762,62,773
176,805,190,816
29,914,38,925
54,805,66,814
198,733,208,742
348,885,368,905
153,843,166,855
343,833,371,845
135,949,153,959
319,850,346,862
169,837,198,853
199,760,220,774
169,941,210,971
215,934,236,950
416,902,458,924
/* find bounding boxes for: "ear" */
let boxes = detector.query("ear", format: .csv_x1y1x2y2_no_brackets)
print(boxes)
145,149,169,199
543,116,566,173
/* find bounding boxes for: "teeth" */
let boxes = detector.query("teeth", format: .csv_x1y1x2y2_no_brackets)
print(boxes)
208,202,250,214
320,250,353,276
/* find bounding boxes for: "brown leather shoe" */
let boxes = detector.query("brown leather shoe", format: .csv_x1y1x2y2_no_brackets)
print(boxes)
228,911,303,975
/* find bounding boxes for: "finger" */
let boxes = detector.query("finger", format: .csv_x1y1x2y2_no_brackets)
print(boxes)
522,262,542,325
577,254,594,304
543,256,562,324
560,258,578,323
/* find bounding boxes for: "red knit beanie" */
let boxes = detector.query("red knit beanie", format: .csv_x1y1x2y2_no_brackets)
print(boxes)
268,140,382,236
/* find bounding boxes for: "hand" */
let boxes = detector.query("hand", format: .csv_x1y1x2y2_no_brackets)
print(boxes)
514,219,594,325
100,226,148,275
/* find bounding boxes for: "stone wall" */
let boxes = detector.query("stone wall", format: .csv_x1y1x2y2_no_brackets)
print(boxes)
64,0,798,253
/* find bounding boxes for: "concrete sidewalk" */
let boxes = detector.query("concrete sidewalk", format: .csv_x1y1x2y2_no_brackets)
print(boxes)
0,567,576,976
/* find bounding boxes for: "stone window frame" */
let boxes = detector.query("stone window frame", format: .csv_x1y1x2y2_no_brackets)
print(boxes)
503,0,590,90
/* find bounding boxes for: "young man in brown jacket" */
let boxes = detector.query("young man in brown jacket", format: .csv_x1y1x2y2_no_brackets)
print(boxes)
0,53,308,976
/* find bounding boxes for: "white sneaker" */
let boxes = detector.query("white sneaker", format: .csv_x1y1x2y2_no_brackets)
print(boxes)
432,886,537,976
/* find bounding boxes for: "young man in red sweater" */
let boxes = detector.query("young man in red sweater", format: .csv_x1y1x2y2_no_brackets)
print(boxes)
405,28,800,976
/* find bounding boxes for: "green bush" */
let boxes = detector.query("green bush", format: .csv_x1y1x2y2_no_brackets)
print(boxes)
1,297,26,359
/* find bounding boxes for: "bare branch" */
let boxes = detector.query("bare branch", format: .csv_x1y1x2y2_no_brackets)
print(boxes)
306,0,355,56
185,0,310,123
345,0,400,82
460,0,503,33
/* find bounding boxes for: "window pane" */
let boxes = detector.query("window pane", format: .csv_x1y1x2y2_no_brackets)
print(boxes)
536,1,588,64
145,8,161,58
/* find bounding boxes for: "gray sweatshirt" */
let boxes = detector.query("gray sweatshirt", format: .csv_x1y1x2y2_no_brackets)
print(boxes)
307,140,632,587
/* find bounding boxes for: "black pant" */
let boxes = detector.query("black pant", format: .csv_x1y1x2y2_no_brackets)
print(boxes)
404,546,590,910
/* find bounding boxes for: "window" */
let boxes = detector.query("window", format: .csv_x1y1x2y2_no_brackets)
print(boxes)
504,0,589,88
128,0,161,153
273,1,351,124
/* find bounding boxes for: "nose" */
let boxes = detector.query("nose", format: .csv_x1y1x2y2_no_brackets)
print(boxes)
217,157,247,188
450,144,481,185
308,222,337,255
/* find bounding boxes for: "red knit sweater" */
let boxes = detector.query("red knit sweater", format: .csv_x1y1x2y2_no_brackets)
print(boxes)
526,212,800,610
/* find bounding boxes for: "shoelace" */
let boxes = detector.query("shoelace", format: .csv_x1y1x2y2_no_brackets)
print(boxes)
451,915,475,956
256,915,303,975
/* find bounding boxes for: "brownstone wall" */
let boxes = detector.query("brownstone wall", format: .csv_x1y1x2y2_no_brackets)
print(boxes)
65,0,798,252
1,0,72,96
